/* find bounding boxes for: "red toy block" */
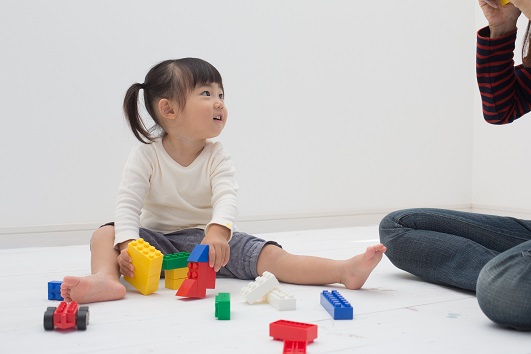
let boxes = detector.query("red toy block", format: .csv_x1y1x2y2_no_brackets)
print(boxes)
283,341,307,354
189,262,216,289
175,278,206,298
270,320,318,343
44,301,89,331
176,260,215,298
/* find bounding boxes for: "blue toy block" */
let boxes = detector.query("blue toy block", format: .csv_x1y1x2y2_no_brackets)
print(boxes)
187,244,209,263
48,281,64,301
320,290,353,320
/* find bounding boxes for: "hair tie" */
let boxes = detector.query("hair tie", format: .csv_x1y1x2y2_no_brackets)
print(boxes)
140,83,146,89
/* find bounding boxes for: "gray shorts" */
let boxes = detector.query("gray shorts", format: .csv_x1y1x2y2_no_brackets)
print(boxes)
104,223,281,280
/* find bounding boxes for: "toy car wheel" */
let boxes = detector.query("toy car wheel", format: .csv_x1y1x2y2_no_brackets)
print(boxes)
76,307,89,330
43,307,56,330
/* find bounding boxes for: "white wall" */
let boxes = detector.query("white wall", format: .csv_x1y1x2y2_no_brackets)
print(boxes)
473,7,531,215
0,0,477,238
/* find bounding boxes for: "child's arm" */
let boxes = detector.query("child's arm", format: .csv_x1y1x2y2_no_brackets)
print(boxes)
114,146,152,248
201,224,231,272
204,143,238,271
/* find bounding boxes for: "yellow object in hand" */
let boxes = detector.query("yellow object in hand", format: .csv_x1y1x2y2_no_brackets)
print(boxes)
500,0,510,5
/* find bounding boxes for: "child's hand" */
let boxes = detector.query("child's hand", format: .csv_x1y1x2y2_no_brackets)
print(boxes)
201,224,231,272
117,240,135,277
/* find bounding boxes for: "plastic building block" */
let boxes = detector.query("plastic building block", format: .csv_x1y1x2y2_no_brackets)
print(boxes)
44,301,89,331
500,0,509,5
241,271,280,304
162,252,190,270
283,341,306,354
187,244,209,262
267,287,296,311
123,238,163,295
176,261,216,298
215,292,231,320
166,267,188,278
176,278,202,297
48,280,64,301
188,262,216,289
165,276,186,290
320,290,353,320
164,267,188,290
270,320,318,343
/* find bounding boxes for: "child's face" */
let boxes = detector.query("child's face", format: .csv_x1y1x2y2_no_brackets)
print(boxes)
177,83,228,140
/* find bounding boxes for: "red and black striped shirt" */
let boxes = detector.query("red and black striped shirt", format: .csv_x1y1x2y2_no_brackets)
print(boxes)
477,26,531,124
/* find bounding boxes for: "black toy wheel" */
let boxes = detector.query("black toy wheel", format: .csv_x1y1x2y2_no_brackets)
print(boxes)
43,307,56,330
76,307,89,330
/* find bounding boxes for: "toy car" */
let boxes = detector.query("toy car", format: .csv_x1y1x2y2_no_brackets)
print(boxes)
43,301,89,330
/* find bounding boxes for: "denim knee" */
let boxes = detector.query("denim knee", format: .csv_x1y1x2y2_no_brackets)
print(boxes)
378,210,404,244
477,251,531,331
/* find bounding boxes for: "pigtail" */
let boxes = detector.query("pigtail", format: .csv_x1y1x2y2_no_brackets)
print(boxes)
123,83,154,144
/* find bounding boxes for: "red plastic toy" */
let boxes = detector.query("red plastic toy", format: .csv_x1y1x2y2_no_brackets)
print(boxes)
270,320,318,343
44,301,89,330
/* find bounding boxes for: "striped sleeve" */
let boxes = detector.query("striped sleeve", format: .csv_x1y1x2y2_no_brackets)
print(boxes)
476,26,531,124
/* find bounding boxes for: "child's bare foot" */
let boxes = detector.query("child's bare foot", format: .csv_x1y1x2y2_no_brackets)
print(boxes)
61,274,126,304
340,244,387,290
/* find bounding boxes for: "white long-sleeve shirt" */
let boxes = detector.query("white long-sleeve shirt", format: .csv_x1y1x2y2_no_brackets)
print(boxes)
114,138,238,247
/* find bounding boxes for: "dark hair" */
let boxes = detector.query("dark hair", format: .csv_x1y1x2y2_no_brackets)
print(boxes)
524,21,531,68
123,58,224,143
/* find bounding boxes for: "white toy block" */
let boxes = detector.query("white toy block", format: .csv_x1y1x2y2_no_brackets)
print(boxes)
240,271,280,304
266,287,296,311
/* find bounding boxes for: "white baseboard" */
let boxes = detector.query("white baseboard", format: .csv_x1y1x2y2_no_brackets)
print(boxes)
0,204,477,249
470,204,531,220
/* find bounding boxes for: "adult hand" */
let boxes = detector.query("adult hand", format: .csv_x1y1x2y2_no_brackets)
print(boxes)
201,224,230,272
118,240,134,277
511,0,531,20
479,0,521,37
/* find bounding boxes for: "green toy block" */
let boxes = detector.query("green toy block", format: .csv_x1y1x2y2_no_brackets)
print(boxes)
162,252,190,270
215,292,231,320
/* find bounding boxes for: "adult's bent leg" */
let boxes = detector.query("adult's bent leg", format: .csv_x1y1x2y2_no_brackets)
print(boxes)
379,209,531,291
477,240,531,331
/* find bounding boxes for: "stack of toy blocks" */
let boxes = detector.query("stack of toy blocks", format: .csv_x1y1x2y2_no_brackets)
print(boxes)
215,292,230,320
124,238,163,295
48,280,63,301
162,252,190,290
241,271,296,310
176,244,216,298
270,319,318,354
320,290,353,320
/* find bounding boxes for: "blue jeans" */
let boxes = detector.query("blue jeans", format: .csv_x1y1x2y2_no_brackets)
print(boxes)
379,208,531,331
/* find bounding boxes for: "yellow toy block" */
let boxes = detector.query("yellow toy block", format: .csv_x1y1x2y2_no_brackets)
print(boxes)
165,268,188,279
500,0,510,5
165,277,186,290
126,274,161,295
164,267,188,290
124,238,163,295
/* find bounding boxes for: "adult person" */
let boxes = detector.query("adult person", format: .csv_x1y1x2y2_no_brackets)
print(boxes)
379,0,531,331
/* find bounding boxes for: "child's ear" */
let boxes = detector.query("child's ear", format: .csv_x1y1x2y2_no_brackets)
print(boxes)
158,99,177,119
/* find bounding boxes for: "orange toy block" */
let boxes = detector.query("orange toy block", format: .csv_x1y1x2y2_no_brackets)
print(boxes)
124,238,163,295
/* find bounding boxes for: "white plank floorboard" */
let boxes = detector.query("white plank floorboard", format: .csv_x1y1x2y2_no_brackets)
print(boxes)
0,226,529,353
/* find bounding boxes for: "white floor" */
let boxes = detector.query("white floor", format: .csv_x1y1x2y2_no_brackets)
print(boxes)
1,226,529,354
